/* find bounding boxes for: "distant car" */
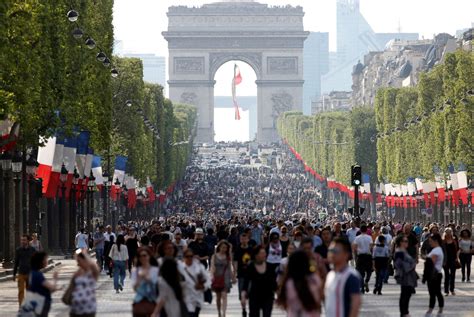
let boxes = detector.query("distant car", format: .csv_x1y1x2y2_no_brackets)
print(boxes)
244,158,251,164
219,156,226,161
251,154,258,159
210,159,219,164
255,158,262,163
216,145,222,149
240,152,246,157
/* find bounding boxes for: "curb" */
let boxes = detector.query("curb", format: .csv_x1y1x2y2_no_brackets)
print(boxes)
0,261,62,283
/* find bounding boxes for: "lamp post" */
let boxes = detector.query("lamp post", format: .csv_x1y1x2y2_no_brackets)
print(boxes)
87,171,96,233
26,155,39,235
114,178,121,228
1,152,13,267
102,172,110,225
59,164,68,253
12,151,22,246
70,169,79,251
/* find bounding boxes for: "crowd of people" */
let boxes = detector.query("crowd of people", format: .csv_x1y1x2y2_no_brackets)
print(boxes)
14,144,474,317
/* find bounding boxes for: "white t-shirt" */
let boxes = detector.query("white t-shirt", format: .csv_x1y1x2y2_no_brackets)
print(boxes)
428,246,444,273
346,227,359,244
353,234,372,255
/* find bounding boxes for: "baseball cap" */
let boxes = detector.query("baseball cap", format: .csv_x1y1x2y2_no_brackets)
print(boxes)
195,228,204,234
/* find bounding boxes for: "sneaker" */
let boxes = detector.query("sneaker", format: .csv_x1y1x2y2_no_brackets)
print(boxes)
444,292,449,296
115,289,119,294
364,283,369,293
450,291,455,296
119,284,123,291
373,288,377,295
377,290,382,295
462,278,465,282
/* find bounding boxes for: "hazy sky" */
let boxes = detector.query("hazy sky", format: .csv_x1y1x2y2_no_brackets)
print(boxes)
113,0,473,96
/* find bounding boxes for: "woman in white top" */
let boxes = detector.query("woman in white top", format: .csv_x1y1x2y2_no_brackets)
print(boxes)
30,233,43,252
109,234,129,293
426,233,444,317
459,229,473,282
75,229,89,253
180,248,210,317
69,252,99,317
151,258,187,317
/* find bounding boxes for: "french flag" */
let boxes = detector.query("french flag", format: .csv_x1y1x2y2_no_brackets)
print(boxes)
91,155,104,186
75,131,90,179
362,174,371,193
62,135,77,198
146,177,155,202
127,176,137,209
0,120,20,153
36,136,57,194
84,147,94,180
113,156,127,184
44,136,64,198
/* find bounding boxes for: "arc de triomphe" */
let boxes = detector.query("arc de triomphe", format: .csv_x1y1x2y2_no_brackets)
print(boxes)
163,1,309,143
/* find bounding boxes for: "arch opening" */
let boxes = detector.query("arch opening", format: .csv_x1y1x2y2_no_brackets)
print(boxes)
213,60,257,142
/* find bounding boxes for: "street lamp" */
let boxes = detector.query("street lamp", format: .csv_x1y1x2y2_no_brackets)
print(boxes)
72,27,84,40
26,155,38,234
111,68,119,78
0,152,12,171
96,52,106,62
67,10,79,22
87,171,96,233
84,37,96,49
58,164,68,253
102,171,110,225
12,152,22,252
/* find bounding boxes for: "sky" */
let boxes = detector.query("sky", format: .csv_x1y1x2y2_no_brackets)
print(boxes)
113,0,473,96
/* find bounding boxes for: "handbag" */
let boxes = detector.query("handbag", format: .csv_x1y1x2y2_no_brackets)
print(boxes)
204,289,213,304
455,259,461,269
132,299,156,316
62,277,75,305
19,290,45,316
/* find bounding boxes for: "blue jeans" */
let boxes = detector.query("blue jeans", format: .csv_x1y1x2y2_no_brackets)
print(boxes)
375,268,387,292
96,248,104,270
113,260,126,290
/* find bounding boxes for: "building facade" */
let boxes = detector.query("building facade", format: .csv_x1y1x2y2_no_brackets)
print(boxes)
303,32,329,115
124,54,167,94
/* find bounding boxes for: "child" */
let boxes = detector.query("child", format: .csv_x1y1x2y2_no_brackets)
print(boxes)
372,235,390,295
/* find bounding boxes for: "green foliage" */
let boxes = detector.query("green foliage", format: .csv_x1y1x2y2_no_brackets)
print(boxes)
0,0,114,149
278,110,363,186
374,50,474,183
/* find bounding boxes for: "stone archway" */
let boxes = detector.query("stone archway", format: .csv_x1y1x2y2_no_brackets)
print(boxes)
163,1,308,143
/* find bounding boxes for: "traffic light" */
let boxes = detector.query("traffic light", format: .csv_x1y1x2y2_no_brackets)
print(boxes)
351,165,362,187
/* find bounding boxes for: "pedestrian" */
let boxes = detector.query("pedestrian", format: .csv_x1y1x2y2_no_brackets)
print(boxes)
104,226,116,277
425,233,444,317
131,247,159,317
393,235,417,317
442,227,458,296
68,252,100,317
352,224,373,293
210,240,235,317
277,243,296,284
266,232,282,273
325,237,362,317
241,246,277,317
13,234,36,306
459,229,472,282
93,225,106,271
372,235,389,295
188,228,209,268
277,250,322,317
232,233,252,315
109,234,129,293
181,248,210,317
75,228,89,253
173,230,188,261
151,258,187,317
28,252,60,317
126,227,140,274
279,226,291,256
314,227,332,272
30,233,43,252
